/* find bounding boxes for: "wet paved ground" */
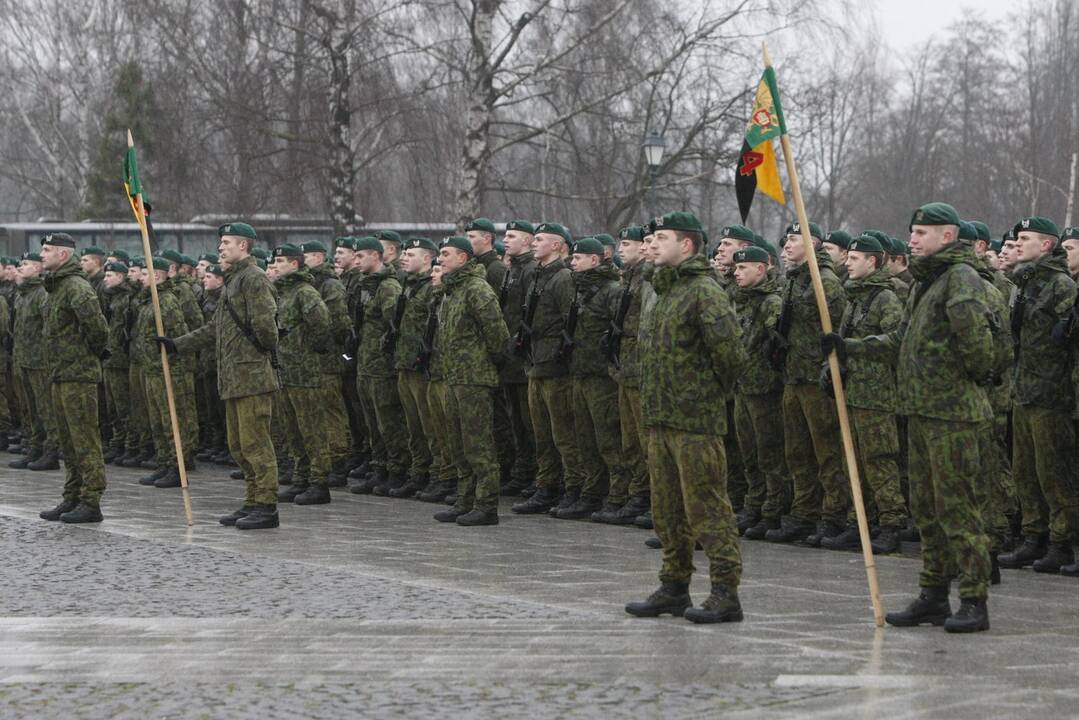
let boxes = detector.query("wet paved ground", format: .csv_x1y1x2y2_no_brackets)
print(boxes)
1,460,1077,718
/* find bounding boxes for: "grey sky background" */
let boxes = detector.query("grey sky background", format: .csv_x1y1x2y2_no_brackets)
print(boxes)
872,0,1016,42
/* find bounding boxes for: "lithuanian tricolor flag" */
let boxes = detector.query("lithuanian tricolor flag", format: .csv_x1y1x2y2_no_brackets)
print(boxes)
735,66,786,222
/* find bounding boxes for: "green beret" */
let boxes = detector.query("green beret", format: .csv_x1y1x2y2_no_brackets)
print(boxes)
105,261,129,273
824,229,852,249
988,239,1003,252
354,236,383,254
1064,227,1079,240
594,233,616,248
150,257,170,272
784,221,824,242
374,229,402,244
250,247,270,260
970,221,991,242
505,219,535,234
893,236,910,256
1013,216,1060,240
1002,228,1015,242
535,222,572,245
301,240,328,254
255,258,267,270
403,236,438,254
21,252,42,263
441,235,474,257
957,221,978,242
464,218,496,235
494,239,506,256
218,222,258,240
272,243,304,259
198,252,219,264
573,237,605,256
179,254,197,267
334,236,357,251
208,264,225,277
42,233,76,249
130,255,146,268
0,257,12,265
160,249,183,265
721,224,755,244
653,211,703,233
733,246,770,265
81,245,107,258
753,235,779,260
618,225,645,242
108,249,131,263
909,202,960,230
848,234,885,254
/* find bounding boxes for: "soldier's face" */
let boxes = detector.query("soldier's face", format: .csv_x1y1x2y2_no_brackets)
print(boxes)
401,248,432,274
204,274,223,291
782,234,807,265
79,255,100,274
272,256,299,276
334,247,355,270
218,235,249,263
652,229,690,267
823,243,847,266
1016,231,1053,262
909,225,953,257
619,240,642,265
304,251,325,268
380,241,399,262
716,238,748,268
985,250,1000,270
1062,238,1079,275
467,230,493,255
1000,240,1018,269
430,264,443,287
196,259,211,278
641,234,657,261
734,262,767,288
355,249,382,273
18,261,41,280
41,244,69,270
533,233,561,262
103,270,124,289
846,250,878,280
438,247,468,273
572,253,600,272
503,231,532,256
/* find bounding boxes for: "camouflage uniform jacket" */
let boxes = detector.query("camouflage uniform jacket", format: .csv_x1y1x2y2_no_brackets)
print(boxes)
1010,251,1075,412
198,286,221,375
732,275,783,396
308,262,349,377
133,285,188,374
525,258,575,379
782,249,847,385
43,257,108,384
173,255,280,400
436,260,509,387
276,269,331,388
356,264,401,379
839,269,903,411
608,261,656,388
890,274,911,303
974,262,1013,415
498,251,536,384
102,280,136,370
393,271,433,372
569,262,620,378
427,287,447,382
641,255,747,435
12,276,47,370
168,275,204,333
851,243,994,422
475,249,507,295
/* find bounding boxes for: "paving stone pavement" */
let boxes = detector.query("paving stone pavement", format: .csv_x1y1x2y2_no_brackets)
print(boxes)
1,459,1078,719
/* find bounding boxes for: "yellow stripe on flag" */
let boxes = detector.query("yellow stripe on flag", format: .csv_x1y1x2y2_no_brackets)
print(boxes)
755,139,785,206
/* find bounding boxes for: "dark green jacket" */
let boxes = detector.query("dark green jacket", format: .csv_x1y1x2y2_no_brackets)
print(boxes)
394,271,433,372
356,264,401,379
475,249,507,295
43,257,108,383
570,263,620,378
198,286,222,375
133,285,188,373
975,262,1013,415
498,251,537,384
525,258,575,379
174,256,280,400
309,262,349,377
851,243,994,422
13,276,47,370
276,269,331,388
839,270,903,411
1011,251,1075,412
733,275,783,396
641,256,747,434
436,260,509,387
781,249,847,385
609,261,655,388
169,275,204,333
103,280,137,369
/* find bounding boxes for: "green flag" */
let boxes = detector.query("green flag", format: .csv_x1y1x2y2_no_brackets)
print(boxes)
124,146,142,198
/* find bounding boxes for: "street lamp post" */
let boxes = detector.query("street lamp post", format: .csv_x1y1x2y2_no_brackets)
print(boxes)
642,130,666,216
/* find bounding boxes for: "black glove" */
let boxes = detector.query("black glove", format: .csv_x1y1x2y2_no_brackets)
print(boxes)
153,336,178,355
818,360,848,397
820,332,847,364
491,352,507,372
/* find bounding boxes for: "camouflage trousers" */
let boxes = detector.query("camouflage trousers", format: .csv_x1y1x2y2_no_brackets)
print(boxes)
446,384,501,514
1012,404,1079,544
20,367,58,454
281,384,333,487
610,383,649,506
492,384,514,483
426,379,458,485
127,364,152,453
198,371,226,450
357,374,409,474
908,415,990,600
725,398,747,509
527,376,583,492
782,383,849,526
343,369,368,459
51,382,106,508
0,355,12,434
225,392,278,505
103,367,130,453
571,375,625,501
144,370,199,466
978,417,1013,553
397,370,434,478
735,391,789,521
502,382,537,484
848,406,906,529
648,427,742,587
321,374,350,471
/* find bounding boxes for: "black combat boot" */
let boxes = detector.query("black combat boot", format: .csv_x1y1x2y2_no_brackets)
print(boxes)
103,446,121,464
349,467,385,495
139,466,170,486
456,509,499,526
373,470,406,497
277,457,294,485
1032,542,1074,574
684,584,743,624
634,509,654,530
885,586,952,627
59,502,104,524
196,447,216,462
219,506,256,526
555,494,601,520
230,469,245,480
549,488,580,517
500,477,532,496
511,486,559,514
822,525,862,551
590,501,624,524
944,597,989,633
417,479,453,503
39,498,79,521
518,481,537,498
1059,556,1079,577
10,447,42,469
997,535,1047,569
871,526,902,555
115,449,140,467
28,451,60,471
644,536,662,549
154,468,182,489
991,555,1001,585
743,517,779,541
389,473,427,499
736,507,761,535
434,507,468,523
765,516,815,544
613,495,650,525
235,504,279,530
347,460,371,480
277,484,307,503
625,582,692,618
294,485,331,505
801,520,843,548
897,524,921,543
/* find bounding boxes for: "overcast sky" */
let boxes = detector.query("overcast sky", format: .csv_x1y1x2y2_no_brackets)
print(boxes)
872,0,1015,42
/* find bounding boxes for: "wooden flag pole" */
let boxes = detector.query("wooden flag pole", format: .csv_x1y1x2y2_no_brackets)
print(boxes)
127,130,194,527
762,46,884,627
